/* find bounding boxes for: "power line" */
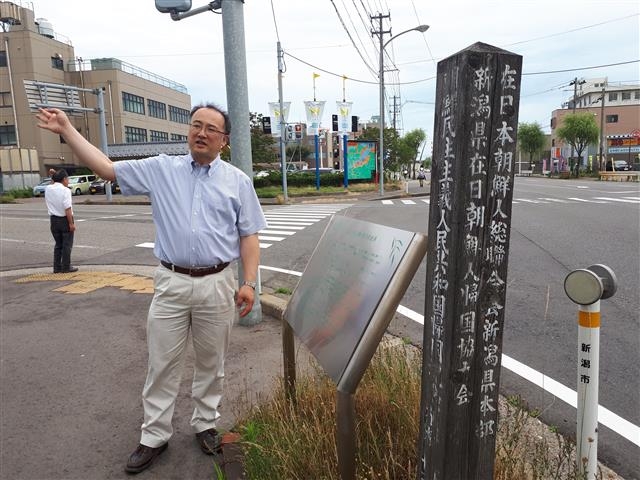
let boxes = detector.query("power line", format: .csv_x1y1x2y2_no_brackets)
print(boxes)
503,13,639,47
523,59,639,76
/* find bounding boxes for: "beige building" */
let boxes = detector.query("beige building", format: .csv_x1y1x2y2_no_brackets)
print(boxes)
550,77,640,171
0,1,191,188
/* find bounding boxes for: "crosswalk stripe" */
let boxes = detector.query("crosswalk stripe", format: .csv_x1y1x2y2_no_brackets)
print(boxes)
382,200,393,205
136,204,352,251
401,199,416,205
538,197,571,203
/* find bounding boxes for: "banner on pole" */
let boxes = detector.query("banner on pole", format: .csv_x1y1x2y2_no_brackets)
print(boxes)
268,101,290,137
336,101,353,134
304,100,325,136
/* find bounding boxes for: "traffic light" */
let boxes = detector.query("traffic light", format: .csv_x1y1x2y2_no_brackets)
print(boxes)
294,123,302,140
351,115,358,132
332,114,338,132
261,116,272,135
287,124,294,141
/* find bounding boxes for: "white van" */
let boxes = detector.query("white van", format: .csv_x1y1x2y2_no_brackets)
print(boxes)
67,175,97,195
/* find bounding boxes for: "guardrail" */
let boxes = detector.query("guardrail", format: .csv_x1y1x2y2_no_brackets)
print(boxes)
599,171,640,182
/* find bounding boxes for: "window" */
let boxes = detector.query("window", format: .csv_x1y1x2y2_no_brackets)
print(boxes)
150,130,169,142
0,51,6,67
621,92,631,101
635,91,640,100
169,105,190,124
124,126,147,143
608,92,618,102
122,92,145,115
51,56,63,70
0,91,12,107
0,125,17,145
148,99,167,119
606,115,618,123
171,133,187,141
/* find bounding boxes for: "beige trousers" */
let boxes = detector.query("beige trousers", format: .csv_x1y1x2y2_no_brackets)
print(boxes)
140,265,236,447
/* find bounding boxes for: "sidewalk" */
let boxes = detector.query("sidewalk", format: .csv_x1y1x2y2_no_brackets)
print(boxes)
0,264,314,479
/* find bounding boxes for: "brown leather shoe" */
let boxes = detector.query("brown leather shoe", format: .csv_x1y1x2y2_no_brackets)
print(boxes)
125,443,168,474
195,428,222,455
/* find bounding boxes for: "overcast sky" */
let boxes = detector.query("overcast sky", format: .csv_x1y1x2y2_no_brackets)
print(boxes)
30,0,639,144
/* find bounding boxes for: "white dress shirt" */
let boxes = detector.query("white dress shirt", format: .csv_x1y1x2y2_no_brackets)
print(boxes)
45,182,73,217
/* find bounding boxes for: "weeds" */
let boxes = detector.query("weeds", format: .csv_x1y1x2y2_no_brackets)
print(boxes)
236,341,609,480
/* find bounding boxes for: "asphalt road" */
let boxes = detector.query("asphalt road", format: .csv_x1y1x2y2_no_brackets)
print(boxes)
1,176,638,478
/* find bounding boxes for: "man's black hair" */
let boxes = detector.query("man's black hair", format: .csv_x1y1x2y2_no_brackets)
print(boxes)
52,169,69,183
190,103,231,134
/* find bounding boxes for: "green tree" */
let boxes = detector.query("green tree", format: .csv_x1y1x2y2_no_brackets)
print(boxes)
518,122,545,167
397,129,427,177
556,113,599,177
285,143,313,163
249,112,277,164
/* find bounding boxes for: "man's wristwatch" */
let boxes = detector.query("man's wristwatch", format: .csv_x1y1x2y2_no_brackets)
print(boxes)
242,280,257,290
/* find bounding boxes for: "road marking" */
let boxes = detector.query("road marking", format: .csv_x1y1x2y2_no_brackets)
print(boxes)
135,204,352,251
567,197,608,204
1,238,105,250
515,198,548,204
595,197,640,204
259,264,640,447
538,197,572,203
401,199,416,205
382,200,393,205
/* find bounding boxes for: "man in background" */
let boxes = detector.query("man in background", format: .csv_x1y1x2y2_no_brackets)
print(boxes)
45,169,77,273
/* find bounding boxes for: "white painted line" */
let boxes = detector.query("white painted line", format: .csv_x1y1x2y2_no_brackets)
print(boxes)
258,235,286,241
382,200,393,205
576,186,589,189
259,229,296,236
136,242,154,248
567,197,607,204
595,197,639,204
538,197,571,203
265,224,307,230
259,243,272,248
264,215,322,220
623,197,640,200
421,199,430,204
401,199,417,205
259,264,640,447
501,355,640,447
0,238,103,250
515,198,546,204
260,265,302,277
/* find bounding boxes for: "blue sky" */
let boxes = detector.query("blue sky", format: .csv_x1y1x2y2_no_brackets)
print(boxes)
30,0,639,144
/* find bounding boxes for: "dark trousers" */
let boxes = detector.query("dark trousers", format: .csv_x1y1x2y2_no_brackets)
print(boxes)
50,216,74,272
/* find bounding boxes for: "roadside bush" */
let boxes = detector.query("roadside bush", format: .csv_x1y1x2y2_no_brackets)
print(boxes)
5,187,33,198
0,194,16,203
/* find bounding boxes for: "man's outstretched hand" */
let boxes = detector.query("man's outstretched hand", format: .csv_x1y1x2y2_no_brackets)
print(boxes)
36,108,71,135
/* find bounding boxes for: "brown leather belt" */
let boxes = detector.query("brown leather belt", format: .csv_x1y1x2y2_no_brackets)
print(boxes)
161,260,230,277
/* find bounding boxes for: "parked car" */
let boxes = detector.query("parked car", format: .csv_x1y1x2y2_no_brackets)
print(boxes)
67,175,97,195
32,178,52,197
89,178,120,195
606,160,631,171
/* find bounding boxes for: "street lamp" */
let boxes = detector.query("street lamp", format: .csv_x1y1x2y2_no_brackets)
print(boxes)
378,24,429,195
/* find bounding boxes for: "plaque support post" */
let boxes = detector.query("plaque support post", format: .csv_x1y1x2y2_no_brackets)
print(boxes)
337,390,356,480
282,320,296,405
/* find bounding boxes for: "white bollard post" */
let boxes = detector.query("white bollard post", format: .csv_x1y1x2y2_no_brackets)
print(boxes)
564,264,617,480
576,301,600,479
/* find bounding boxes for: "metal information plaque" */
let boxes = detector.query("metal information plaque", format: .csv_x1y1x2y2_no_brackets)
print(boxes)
284,215,427,390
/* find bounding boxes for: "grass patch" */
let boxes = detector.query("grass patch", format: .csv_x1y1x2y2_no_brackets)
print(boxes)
236,342,608,480
274,287,292,295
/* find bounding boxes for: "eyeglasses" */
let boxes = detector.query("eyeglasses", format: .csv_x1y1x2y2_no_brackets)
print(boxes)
189,123,227,136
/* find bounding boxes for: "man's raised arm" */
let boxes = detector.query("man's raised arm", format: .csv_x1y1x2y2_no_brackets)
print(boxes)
36,108,116,181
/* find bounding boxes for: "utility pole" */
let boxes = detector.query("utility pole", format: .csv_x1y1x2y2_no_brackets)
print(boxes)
371,12,391,195
569,77,585,176
276,41,288,202
599,86,606,171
